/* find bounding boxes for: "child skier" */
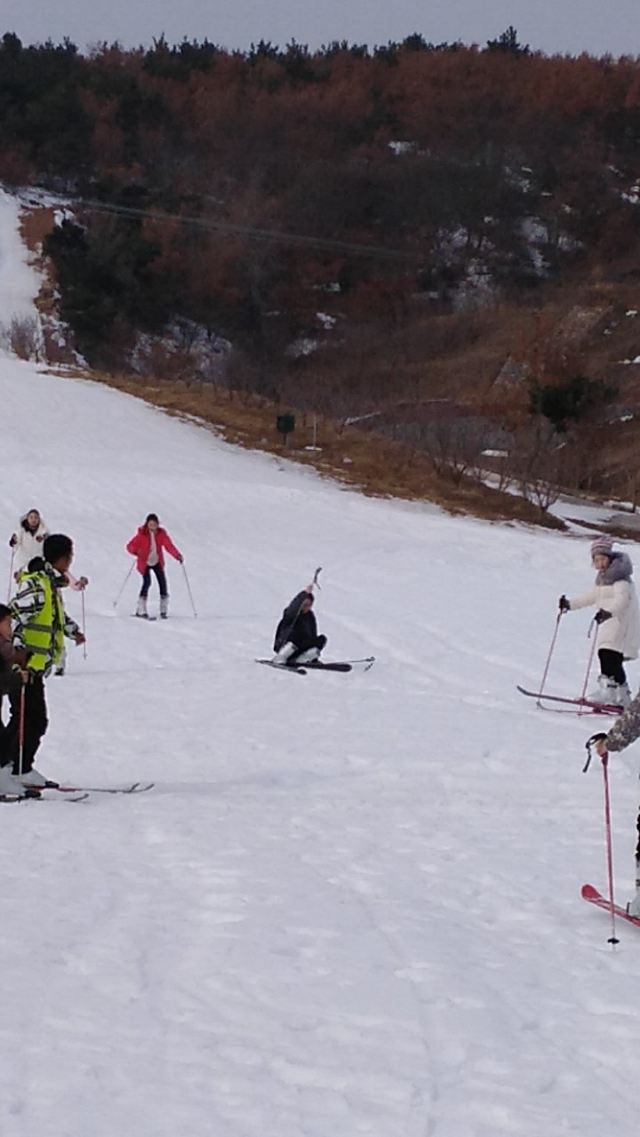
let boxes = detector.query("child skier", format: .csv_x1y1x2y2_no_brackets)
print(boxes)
126,513,183,619
559,535,640,707
9,509,49,580
272,585,327,667
5,534,85,790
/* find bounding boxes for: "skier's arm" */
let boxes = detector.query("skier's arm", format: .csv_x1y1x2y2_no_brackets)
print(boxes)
126,534,140,556
280,591,309,626
602,580,632,617
162,533,183,562
10,577,46,648
62,610,81,640
606,693,640,752
566,588,598,611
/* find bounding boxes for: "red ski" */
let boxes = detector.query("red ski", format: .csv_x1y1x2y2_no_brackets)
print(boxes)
516,686,622,715
581,883,640,927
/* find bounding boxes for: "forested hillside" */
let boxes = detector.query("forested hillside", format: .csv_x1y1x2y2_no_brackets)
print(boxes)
3,27,640,508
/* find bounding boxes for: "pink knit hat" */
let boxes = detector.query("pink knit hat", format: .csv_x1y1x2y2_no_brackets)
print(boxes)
591,534,614,559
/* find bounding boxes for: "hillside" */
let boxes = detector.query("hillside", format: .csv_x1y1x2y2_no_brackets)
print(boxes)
2,31,640,516
1,354,640,1136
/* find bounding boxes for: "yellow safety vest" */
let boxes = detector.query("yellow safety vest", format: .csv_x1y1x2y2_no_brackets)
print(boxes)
22,571,65,673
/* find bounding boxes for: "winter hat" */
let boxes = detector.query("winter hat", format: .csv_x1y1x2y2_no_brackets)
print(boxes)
591,534,614,560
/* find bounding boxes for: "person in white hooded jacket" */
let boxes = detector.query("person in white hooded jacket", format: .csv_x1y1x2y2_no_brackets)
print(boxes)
9,509,49,579
559,535,640,706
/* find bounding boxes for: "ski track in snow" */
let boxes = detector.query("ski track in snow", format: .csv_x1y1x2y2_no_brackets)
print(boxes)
0,360,639,1136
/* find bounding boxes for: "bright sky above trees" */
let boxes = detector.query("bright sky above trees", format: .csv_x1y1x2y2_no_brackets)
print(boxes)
1,0,639,56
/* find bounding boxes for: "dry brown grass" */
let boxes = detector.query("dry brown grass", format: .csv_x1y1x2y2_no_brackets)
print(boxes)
48,365,564,528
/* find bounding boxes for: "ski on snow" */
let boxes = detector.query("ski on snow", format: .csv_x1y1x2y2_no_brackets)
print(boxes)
581,883,640,928
47,781,154,795
516,685,622,715
0,790,89,803
256,657,375,676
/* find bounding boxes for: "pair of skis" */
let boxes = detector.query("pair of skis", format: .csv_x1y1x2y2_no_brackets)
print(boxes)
257,656,375,676
516,685,622,716
0,781,154,804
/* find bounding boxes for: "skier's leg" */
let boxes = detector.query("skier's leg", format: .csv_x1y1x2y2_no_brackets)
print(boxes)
136,570,151,616
272,642,297,665
154,567,169,617
629,810,640,917
10,676,48,778
295,635,328,665
598,649,630,705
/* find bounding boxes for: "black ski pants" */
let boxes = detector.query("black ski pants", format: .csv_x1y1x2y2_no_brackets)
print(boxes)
598,648,626,685
139,565,168,598
6,674,48,774
288,634,327,665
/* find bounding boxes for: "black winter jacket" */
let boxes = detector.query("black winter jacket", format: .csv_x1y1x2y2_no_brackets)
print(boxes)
274,591,318,652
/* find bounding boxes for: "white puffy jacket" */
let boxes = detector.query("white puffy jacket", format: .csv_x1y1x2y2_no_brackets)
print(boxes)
569,556,640,660
12,515,49,575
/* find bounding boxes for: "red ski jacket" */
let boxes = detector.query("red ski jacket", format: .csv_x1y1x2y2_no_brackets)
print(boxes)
126,526,182,573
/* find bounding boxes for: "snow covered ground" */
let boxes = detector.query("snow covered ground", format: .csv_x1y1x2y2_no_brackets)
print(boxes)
0,358,639,1136
0,188,42,326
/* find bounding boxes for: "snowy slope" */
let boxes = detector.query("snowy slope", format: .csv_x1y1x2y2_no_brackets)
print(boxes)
1,358,639,1137
0,189,41,325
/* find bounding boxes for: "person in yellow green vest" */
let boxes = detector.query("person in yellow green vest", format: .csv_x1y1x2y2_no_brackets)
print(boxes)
5,534,86,793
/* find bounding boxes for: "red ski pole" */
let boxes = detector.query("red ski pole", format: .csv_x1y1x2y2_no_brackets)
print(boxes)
600,749,619,945
17,681,26,780
537,610,563,707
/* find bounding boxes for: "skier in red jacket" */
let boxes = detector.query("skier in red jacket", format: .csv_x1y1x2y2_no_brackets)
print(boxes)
126,513,183,619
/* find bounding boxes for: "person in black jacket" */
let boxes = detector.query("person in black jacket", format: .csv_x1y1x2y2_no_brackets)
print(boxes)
0,603,29,796
272,586,327,666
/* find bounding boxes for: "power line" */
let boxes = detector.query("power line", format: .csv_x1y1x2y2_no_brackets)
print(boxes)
72,196,420,264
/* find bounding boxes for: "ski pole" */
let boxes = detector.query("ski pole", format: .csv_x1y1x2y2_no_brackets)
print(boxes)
312,566,322,590
181,562,198,618
112,563,134,608
537,610,563,707
17,681,26,780
577,620,599,715
6,548,14,602
81,590,87,659
584,735,619,945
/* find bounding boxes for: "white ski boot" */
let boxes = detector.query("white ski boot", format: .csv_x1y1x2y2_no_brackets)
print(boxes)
20,767,50,789
272,642,296,666
135,596,148,618
295,646,321,665
0,764,27,798
601,680,631,708
587,676,614,704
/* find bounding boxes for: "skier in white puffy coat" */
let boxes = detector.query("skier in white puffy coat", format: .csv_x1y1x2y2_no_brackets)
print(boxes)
560,535,640,706
9,509,49,579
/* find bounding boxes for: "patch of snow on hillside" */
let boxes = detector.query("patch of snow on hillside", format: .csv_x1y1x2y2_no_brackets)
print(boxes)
0,189,42,327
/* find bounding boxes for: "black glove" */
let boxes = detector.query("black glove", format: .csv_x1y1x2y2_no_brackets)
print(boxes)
9,533,16,548
595,609,612,624
558,595,570,612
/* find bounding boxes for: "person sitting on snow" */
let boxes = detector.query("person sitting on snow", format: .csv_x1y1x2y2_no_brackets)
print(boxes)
559,535,640,708
272,585,327,667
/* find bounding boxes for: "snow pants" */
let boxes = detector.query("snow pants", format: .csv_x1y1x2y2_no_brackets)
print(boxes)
6,674,48,774
288,634,327,665
140,565,168,598
599,648,626,685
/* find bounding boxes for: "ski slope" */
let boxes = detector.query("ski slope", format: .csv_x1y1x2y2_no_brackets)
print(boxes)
1,357,640,1137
